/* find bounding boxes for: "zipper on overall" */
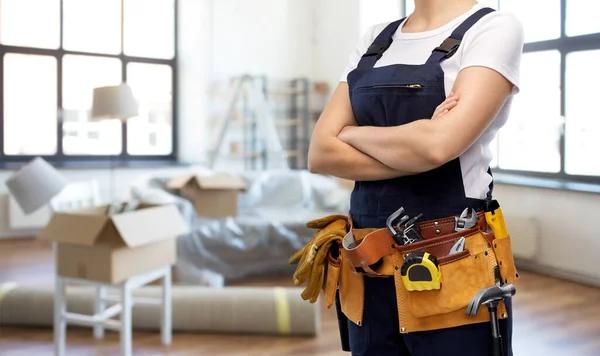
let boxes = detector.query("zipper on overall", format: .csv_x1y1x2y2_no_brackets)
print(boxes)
364,84,424,89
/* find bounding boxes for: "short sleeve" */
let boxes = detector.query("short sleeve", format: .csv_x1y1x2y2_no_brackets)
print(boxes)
339,25,384,82
459,11,525,94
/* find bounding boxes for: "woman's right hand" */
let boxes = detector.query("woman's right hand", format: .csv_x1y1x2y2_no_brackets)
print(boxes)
431,92,459,120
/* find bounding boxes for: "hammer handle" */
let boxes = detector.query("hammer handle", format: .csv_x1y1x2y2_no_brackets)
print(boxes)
335,290,351,352
492,336,504,356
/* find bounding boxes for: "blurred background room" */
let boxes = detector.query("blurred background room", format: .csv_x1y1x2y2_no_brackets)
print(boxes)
0,0,599,355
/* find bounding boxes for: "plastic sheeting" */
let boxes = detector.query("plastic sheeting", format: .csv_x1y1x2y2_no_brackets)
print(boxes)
130,169,351,287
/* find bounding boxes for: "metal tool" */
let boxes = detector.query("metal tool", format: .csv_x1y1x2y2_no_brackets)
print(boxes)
404,213,423,228
400,251,442,291
394,215,410,233
466,284,516,356
386,207,407,245
386,208,425,245
454,208,478,232
401,214,424,245
447,236,465,255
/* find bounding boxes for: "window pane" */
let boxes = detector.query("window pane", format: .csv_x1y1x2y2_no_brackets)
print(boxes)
126,63,173,155
566,0,600,37
124,0,175,59
500,0,560,43
63,0,121,54
62,55,122,155
0,0,60,48
565,50,600,176
3,54,57,155
498,51,562,173
359,0,401,36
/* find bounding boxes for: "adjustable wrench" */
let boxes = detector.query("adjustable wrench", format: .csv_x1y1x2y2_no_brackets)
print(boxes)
454,208,479,232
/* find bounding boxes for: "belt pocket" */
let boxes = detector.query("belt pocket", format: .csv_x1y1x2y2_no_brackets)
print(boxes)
405,248,494,318
492,235,520,285
324,253,341,309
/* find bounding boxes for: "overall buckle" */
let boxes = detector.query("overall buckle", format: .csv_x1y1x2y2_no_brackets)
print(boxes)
433,38,462,59
364,39,393,60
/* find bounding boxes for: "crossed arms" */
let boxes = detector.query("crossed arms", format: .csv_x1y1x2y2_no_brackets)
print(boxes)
307,66,515,181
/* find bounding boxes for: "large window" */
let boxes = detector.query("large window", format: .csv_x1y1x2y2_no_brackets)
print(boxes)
0,0,177,163
404,0,600,183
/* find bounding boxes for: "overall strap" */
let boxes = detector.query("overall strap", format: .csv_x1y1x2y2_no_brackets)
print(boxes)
427,7,495,64
357,18,407,68
486,167,494,201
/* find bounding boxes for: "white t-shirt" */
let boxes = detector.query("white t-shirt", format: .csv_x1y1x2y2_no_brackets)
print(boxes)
340,3,524,200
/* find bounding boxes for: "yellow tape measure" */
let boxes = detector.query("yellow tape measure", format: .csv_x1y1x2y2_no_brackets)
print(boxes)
400,252,442,291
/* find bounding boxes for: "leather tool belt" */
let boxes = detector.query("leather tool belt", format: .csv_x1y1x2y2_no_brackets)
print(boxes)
289,206,520,335
341,212,489,277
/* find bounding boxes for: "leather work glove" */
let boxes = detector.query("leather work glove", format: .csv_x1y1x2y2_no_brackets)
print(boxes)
289,215,348,303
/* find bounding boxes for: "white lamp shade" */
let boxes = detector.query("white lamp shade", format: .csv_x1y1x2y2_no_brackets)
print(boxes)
91,84,139,121
5,157,69,214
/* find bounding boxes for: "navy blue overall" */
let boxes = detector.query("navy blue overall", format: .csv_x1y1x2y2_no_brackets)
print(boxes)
345,8,513,356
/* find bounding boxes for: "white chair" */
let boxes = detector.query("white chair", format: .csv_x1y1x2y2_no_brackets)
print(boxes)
50,180,172,356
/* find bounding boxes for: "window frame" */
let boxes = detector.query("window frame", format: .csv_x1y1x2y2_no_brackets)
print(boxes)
402,0,600,185
493,0,600,185
0,0,179,165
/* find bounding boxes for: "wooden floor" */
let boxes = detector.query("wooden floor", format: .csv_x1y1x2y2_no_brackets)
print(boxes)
1,239,600,356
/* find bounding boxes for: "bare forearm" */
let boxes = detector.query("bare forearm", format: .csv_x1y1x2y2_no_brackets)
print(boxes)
308,138,414,181
339,123,441,173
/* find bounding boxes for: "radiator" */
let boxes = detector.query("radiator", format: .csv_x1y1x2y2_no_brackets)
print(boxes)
8,194,51,231
504,214,539,261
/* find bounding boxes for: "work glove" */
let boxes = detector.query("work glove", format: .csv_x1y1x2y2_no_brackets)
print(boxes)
289,215,348,303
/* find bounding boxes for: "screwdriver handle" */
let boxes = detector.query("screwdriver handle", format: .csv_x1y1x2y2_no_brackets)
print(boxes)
485,207,508,239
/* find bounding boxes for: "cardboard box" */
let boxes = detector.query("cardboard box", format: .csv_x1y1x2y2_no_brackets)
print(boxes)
167,173,247,218
38,203,190,284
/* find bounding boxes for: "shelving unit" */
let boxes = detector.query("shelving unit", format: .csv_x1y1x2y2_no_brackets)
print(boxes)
265,77,310,169
207,75,311,171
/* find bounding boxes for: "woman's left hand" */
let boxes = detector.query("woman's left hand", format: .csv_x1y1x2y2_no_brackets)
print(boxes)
431,92,459,120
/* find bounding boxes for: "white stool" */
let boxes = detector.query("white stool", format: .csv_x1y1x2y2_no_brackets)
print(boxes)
48,181,172,355
54,265,172,356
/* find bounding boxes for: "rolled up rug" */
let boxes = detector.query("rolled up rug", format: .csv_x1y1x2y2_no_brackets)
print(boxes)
0,283,319,337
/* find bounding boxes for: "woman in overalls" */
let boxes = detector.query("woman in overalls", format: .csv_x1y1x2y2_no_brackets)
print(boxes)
307,0,524,355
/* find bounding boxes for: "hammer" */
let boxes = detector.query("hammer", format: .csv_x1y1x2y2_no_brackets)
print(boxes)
466,284,516,356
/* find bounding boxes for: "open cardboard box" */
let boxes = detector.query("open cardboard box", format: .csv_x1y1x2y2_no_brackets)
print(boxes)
167,172,247,218
38,203,190,284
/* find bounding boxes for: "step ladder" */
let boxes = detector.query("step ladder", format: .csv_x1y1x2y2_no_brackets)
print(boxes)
207,75,291,171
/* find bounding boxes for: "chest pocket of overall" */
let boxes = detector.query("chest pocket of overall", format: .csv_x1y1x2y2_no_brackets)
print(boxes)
351,86,437,127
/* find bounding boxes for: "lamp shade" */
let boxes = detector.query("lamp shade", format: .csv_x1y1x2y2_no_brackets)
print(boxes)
91,84,139,121
5,157,68,214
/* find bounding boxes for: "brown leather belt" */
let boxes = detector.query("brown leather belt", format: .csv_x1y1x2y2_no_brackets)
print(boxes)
340,212,491,277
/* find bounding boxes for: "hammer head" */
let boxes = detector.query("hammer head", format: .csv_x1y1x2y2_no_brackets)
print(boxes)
466,284,516,317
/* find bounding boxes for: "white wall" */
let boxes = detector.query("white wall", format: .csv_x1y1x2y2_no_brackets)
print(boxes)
494,184,599,283
311,0,361,87
210,0,315,80
177,0,213,162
